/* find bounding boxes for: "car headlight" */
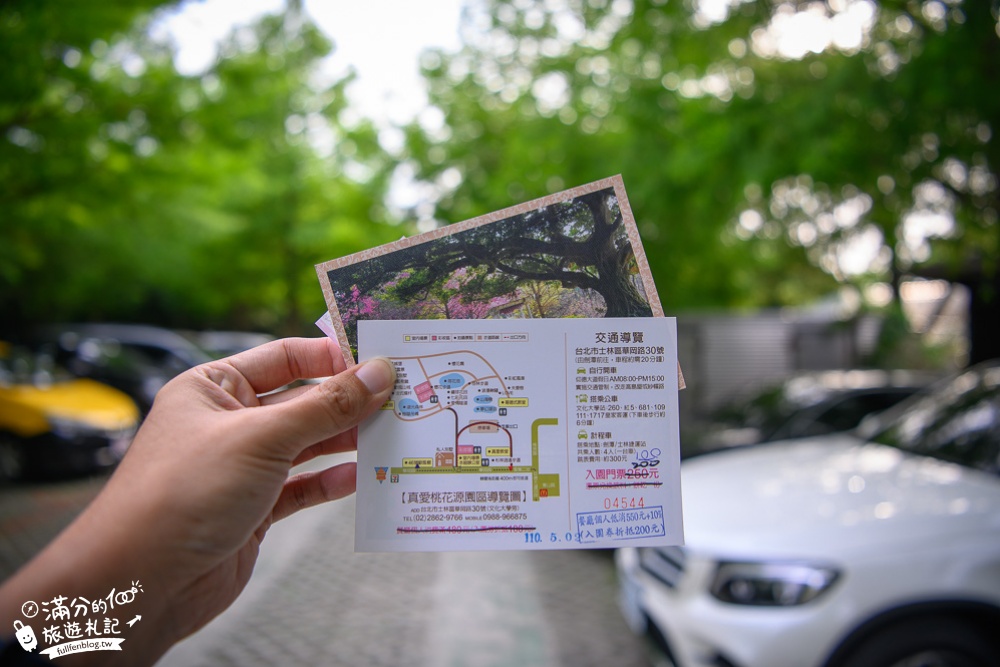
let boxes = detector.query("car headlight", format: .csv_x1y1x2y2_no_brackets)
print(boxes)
710,561,840,606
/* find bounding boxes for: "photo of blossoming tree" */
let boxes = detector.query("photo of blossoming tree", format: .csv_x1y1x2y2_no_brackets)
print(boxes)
323,183,657,357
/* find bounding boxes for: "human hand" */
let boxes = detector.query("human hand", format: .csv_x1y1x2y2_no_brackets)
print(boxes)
0,338,395,665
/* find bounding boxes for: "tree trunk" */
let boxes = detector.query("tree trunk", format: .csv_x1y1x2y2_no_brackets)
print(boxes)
581,191,653,318
594,254,651,317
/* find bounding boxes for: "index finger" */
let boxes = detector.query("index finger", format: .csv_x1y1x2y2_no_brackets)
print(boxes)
218,337,347,395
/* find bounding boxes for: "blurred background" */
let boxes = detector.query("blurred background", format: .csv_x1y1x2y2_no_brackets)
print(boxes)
2,0,998,665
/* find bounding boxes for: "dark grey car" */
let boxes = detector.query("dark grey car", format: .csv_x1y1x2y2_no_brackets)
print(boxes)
37,323,214,414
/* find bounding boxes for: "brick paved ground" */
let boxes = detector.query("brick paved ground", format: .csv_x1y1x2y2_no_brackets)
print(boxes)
1,464,652,667
0,473,108,580
159,494,652,667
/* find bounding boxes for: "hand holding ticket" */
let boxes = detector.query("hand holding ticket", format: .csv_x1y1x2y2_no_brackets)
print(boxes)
314,175,685,552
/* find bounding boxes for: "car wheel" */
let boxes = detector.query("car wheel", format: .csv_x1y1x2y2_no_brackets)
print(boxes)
0,436,26,482
843,617,998,667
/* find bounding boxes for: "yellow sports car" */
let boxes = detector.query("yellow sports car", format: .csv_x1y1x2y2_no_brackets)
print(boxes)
0,342,138,481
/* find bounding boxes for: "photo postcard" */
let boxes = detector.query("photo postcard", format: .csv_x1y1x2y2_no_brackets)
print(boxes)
315,175,680,384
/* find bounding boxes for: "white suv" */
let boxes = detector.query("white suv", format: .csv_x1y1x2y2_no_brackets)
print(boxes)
616,361,1000,667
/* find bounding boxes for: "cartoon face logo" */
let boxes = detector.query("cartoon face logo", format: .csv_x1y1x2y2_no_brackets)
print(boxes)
14,621,37,652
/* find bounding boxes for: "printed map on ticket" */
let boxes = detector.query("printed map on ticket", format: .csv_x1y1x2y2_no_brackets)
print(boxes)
355,317,683,552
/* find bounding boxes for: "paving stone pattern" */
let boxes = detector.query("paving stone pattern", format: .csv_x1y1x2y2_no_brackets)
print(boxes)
161,497,651,667
0,474,107,580
1,476,652,667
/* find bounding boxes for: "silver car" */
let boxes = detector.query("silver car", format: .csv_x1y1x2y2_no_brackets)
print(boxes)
617,361,1000,667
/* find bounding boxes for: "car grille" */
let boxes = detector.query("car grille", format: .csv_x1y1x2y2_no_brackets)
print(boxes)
639,545,687,588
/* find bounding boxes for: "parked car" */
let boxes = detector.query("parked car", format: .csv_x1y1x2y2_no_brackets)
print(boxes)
617,361,1000,667
36,323,214,414
187,330,274,359
0,342,139,481
681,369,939,457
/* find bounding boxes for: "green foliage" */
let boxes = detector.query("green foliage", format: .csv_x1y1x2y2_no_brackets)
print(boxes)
3,0,996,342
402,0,998,313
1,1,402,335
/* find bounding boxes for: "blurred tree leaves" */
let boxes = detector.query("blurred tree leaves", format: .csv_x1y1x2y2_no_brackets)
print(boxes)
1,0,402,335
401,0,998,318
3,0,996,348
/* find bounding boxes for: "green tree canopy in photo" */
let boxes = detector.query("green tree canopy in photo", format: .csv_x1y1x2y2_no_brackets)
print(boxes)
329,186,653,321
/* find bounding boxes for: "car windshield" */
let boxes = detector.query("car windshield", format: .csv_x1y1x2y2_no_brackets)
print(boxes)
712,386,798,438
712,371,920,440
0,345,73,386
866,364,1000,475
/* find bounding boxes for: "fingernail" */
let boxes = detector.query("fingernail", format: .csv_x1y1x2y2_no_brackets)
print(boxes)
355,357,395,394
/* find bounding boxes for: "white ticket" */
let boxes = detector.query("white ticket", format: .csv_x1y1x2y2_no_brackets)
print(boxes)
355,317,683,552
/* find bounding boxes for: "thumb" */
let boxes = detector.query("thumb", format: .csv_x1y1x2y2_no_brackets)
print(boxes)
253,357,396,459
